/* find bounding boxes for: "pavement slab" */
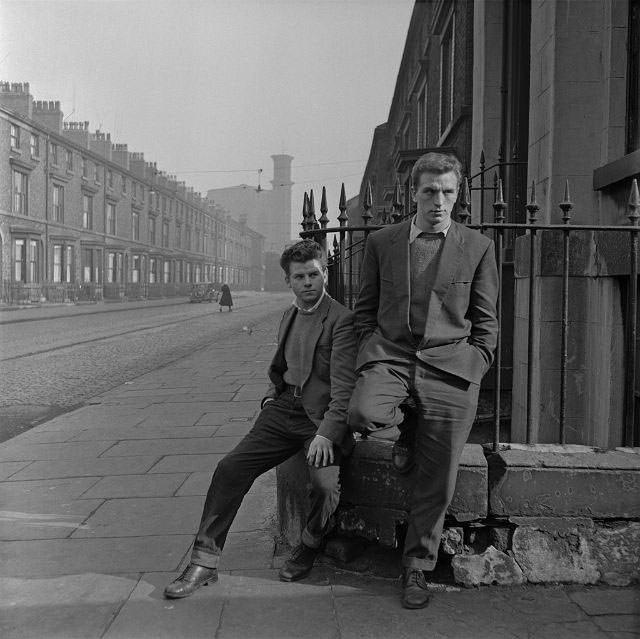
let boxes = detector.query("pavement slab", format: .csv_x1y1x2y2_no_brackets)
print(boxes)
1,535,193,577
71,496,204,538
103,572,229,639
569,587,640,615
218,531,276,571
0,573,139,639
0,498,103,540
148,453,224,474
7,455,161,481
79,473,189,499
0,440,116,461
0,461,31,480
100,436,244,457
0,477,101,506
174,471,214,496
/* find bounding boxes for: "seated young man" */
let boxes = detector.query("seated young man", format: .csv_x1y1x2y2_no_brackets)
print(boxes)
165,239,357,598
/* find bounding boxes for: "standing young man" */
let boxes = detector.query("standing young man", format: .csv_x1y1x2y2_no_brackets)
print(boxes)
348,152,499,609
165,239,356,598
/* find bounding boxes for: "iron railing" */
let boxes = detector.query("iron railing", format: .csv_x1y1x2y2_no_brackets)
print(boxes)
300,175,640,451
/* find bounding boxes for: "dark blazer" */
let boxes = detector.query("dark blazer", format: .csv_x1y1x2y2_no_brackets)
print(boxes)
355,220,499,385
264,294,357,454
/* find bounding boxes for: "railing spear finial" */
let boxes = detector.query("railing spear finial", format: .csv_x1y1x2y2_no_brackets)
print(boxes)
362,180,373,226
526,180,539,224
559,179,573,224
338,183,348,227
308,189,318,229
301,192,309,231
629,178,640,226
458,176,471,224
319,186,329,229
493,177,506,223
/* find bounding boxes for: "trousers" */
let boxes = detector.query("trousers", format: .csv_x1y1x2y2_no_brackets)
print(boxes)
348,358,479,571
191,388,341,568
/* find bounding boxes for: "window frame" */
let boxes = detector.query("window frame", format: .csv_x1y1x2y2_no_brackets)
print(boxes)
12,169,28,216
52,184,64,222
30,133,39,158
10,124,20,149
82,193,94,230
106,202,116,235
439,12,455,138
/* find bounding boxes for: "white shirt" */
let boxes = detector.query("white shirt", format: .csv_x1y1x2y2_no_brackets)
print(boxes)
292,288,326,313
409,216,451,243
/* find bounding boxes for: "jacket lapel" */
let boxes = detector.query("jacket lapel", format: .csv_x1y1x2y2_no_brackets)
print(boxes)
388,221,412,329
423,221,464,345
271,305,297,377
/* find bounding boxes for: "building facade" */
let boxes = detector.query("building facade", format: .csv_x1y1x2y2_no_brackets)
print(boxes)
352,0,640,447
0,82,264,304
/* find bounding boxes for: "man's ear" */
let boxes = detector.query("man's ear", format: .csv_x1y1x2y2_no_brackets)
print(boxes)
284,275,291,289
410,186,417,203
322,268,328,285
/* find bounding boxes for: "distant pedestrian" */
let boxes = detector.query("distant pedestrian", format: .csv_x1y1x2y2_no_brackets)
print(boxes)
219,283,233,312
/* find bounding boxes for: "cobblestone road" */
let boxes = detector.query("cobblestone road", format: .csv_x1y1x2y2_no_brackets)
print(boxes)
0,292,290,441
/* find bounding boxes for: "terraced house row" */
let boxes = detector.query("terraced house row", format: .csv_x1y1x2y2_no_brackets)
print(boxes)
0,82,265,304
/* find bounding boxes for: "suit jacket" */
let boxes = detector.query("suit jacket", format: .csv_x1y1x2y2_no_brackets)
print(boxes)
264,294,357,455
355,220,499,385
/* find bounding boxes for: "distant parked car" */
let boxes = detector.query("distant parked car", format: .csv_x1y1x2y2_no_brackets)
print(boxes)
189,283,219,303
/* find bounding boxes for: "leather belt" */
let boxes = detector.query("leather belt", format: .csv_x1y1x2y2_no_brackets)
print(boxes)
283,383,303,398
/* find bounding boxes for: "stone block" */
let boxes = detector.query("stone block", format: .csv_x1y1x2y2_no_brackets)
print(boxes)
489,527,512,553
488,448,640,518
511,520,599,584
452,545,524,587
440,527,465,555
591,521,640,586
278,442,487,548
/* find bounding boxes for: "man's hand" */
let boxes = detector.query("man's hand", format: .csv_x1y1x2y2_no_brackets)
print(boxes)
307,435,334,468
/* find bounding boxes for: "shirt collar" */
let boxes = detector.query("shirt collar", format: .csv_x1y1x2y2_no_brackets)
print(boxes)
292,288,326,314
409,216,451,243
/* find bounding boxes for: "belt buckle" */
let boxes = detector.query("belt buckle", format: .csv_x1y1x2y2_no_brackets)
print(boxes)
293,385,302,398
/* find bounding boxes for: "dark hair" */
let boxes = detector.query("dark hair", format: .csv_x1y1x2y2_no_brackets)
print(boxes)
411,152,463,189
280,239,325,275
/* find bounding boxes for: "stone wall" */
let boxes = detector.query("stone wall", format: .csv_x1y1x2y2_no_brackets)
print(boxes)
276,438,640,587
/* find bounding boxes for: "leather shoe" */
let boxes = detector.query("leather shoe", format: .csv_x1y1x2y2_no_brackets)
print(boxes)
164,563,218,599
279,543,319,581
401,568,431,609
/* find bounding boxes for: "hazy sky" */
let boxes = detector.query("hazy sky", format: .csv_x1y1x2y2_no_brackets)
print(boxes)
0,0,413,236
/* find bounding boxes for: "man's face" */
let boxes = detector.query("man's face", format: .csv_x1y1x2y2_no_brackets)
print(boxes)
411,170,460,231
286,258,327,309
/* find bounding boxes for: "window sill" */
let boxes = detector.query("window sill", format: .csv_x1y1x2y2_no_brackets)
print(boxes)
593,150,640,190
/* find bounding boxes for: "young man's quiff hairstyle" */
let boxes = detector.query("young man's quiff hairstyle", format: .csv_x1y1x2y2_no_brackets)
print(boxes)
280,239,326,276
411,152,463,189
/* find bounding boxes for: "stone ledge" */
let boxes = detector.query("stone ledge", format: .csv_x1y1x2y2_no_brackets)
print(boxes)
488,447,640,518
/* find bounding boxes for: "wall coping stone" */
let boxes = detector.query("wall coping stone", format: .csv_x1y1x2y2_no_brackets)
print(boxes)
488,447,640,470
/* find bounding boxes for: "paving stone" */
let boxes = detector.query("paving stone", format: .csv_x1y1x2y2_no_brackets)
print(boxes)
219,580,335,639
591,615,640,633
0,441,116,462
0,498,103,540
528,621,608,638
148,454,224,474
0,461,30,480
135,415,204,428
7,456,161,481
71,496,203,538
8,429,76,444
0,477,100,507
101,437,243,457
0,535,193,577
174,471,214,496
103,571,230,639
569,587,640,615
218,531,275,570
79,474,189,499
0,573,139,639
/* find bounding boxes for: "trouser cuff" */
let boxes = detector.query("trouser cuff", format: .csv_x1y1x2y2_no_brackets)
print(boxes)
402,555,436,571
191,547,221,569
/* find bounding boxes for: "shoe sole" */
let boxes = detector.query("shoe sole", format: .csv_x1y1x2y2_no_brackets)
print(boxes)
401,598,431,609
278,568,313,582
